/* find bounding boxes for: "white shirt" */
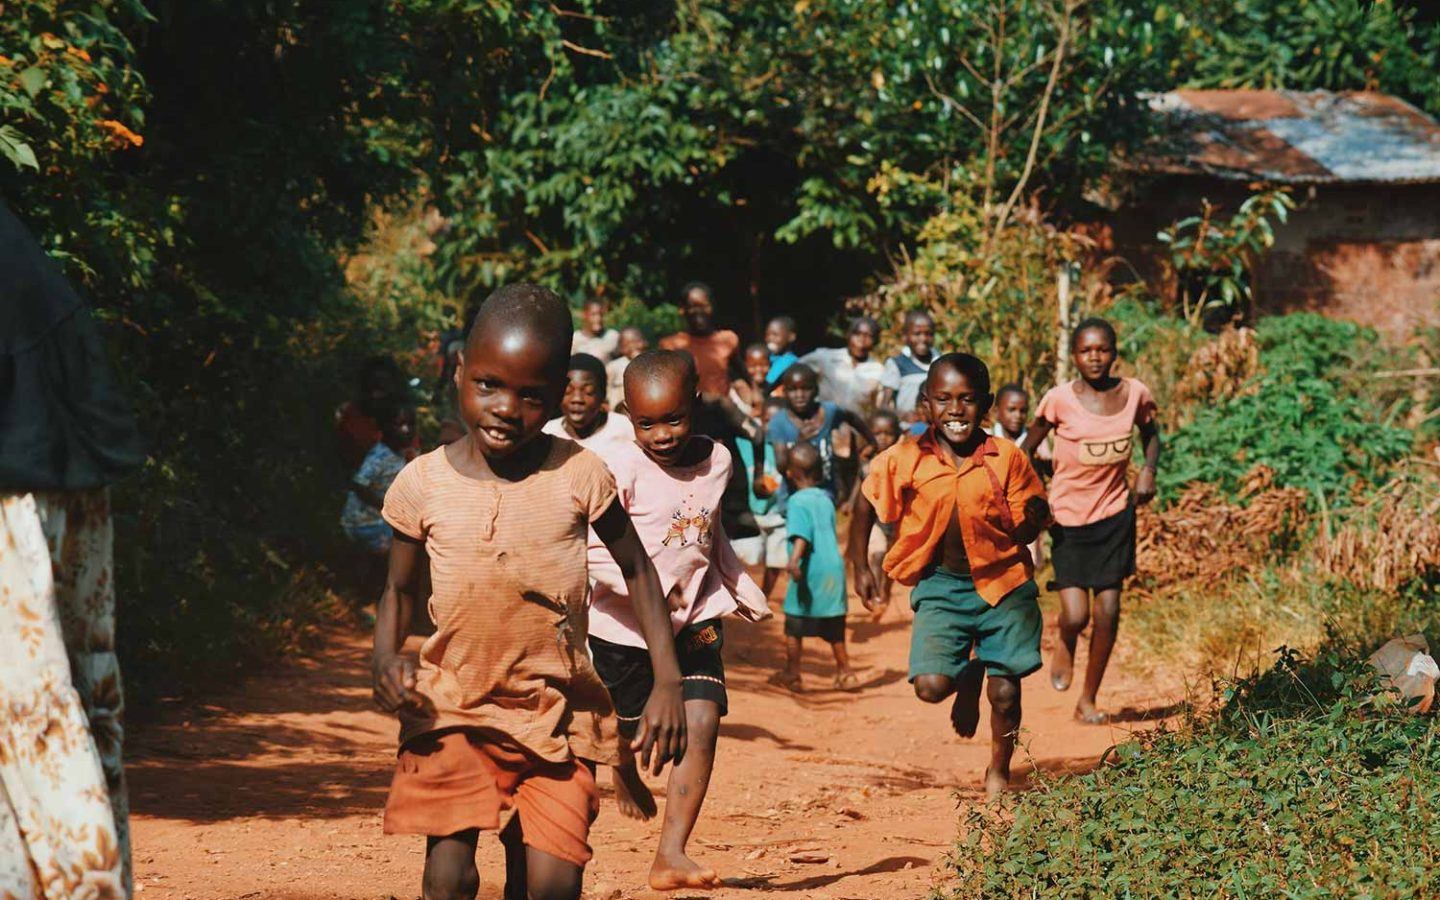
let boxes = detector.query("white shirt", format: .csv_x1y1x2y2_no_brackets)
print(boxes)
879,346,935,414
571,328,620,362
543,412,634,460
798,347,886,415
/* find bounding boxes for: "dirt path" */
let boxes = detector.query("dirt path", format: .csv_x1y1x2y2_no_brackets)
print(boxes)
128,601,1183,899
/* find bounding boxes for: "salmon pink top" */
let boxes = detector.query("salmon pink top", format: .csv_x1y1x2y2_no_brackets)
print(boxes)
1035,378,1156,527
587,437,770,648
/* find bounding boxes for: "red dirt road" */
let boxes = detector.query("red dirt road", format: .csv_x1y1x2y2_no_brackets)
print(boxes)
128,602,1182,899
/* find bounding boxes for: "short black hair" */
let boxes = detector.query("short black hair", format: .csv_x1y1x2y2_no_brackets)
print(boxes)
787,441,824,481
869,408,901,430
781,362,818,386
567,353,607,386
467,282,573,377
763,395,787,412
768,315,796,334
1071,316,1117,351
995,382,1028,404
903,309,935,329
848,315,879,335
743,341,769,358
619,325,646,339
624,348,699,398
927,352,991,395
582,297,606,309
681,281,712,304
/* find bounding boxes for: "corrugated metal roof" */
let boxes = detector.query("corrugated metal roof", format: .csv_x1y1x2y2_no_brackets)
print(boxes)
1138,89,1440,184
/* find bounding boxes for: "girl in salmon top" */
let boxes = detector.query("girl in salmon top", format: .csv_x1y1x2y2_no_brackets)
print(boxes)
1021,317,1162,725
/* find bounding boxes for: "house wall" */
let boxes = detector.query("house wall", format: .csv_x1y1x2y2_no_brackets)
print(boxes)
1110,178,1440,339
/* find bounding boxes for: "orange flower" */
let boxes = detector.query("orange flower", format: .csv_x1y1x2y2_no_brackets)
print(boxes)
98,119,143,148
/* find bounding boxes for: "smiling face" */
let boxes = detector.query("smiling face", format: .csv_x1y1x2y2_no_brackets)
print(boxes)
869,413,900,453
626,374,695,465
995,390,1028,438
683,288,715,334
782,366,819,415
923,363,991,450
1072,327,1117,382
764,319,794,355
744,344,771,385
847,320,876,362
561,368,605,433
905,315,935,359
454,326,563,459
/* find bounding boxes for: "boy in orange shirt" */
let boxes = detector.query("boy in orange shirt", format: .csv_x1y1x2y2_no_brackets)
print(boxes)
372,283,686,900
849,353,1049,798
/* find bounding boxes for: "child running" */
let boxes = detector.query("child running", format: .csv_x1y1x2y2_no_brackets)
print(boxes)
1021,317,1160,725
778,442,856,692
989,383,1050,567
855,408,901,618
544,353,633,455
340,401,415,556
730,342,773,419
849,353,1050,798
372,284,686,900
733,396,788,598
879,309,938,429
766,363,874,500
586,349,771,891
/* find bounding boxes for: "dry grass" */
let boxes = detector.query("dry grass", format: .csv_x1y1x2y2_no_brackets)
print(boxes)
1318,461,1440,594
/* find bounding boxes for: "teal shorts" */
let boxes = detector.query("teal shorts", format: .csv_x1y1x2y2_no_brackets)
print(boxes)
908,568,1042,680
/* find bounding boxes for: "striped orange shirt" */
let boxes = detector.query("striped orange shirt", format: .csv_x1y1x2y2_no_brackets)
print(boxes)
382,438,619,763
862,432,1045,606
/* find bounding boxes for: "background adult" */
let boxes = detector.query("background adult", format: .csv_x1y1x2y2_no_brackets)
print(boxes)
659,282,739,398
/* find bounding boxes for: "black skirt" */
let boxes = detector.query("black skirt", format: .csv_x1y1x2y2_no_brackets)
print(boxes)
1050,504,1136,589
784,614,847,642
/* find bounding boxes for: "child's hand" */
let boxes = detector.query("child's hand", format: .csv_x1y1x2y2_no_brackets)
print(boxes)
1134,467,1157,505
372,652,421,714
632,678,687,776
1022,495,1050,527
853,565,881,611
786,560,804,580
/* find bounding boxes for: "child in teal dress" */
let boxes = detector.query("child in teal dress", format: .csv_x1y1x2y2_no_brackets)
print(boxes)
777,443,857,692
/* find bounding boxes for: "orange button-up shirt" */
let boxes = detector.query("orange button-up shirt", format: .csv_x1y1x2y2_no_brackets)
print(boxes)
862,431,1045,606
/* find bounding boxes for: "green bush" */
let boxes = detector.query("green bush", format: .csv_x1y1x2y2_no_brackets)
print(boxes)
940,651,1440,898
1158,314,1413,505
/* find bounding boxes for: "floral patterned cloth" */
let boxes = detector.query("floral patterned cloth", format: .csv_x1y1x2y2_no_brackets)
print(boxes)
1,489,129,898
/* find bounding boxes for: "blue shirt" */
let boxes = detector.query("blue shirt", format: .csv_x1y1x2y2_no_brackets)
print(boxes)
735,438,780,518
766,350,799,385
765,401,841,496
340,441,406,532
783,487,848,619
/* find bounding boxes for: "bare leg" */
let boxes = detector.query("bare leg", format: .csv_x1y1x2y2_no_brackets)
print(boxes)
830,640,859,691
1076,587,1122,723
1051,587,1090,691
762,567,782,598
649,699,723,891
984,675,1021,798
423,830,480,900
523,844,584,900
775,636,803,691
611,745,657,821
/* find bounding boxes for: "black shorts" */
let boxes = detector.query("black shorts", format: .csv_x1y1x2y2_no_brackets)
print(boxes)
589,619,728,738
783,614,847,643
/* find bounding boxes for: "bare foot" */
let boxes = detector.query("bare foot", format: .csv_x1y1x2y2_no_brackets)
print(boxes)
771,670,803,693
983,766,1009,799
949,664,985,738
1050,641,1074,692
1074,701,1109,725
649,850,722,891
612,764,657,821
834,669,861,692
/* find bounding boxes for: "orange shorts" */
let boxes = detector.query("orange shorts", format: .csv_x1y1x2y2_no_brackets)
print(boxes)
383,728,600,867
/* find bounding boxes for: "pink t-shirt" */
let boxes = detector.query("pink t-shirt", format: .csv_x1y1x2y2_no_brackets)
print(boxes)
1035,378,1157,527
543,412,634,460
587,437,769,648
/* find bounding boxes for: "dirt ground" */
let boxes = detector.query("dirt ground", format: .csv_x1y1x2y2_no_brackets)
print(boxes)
128,598,1185,900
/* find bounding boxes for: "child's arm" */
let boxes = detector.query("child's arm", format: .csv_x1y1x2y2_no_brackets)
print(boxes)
1006,448,1051,546
835,407,877,452
786,536,810,581
1134,420,1161,505
593,499,688,774
1018,418,1052,460
847,491,881,610
351,477,387,511
372,533,427,713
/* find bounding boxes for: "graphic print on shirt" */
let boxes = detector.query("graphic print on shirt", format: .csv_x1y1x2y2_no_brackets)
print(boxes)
661,502,713,547
1079,432,1132,466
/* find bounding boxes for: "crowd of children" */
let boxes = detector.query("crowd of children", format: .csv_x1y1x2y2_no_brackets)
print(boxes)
357,283,1161,899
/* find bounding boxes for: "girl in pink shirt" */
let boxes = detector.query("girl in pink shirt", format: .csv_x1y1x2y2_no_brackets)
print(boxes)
1021,317,1161,725
586,350,769,891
